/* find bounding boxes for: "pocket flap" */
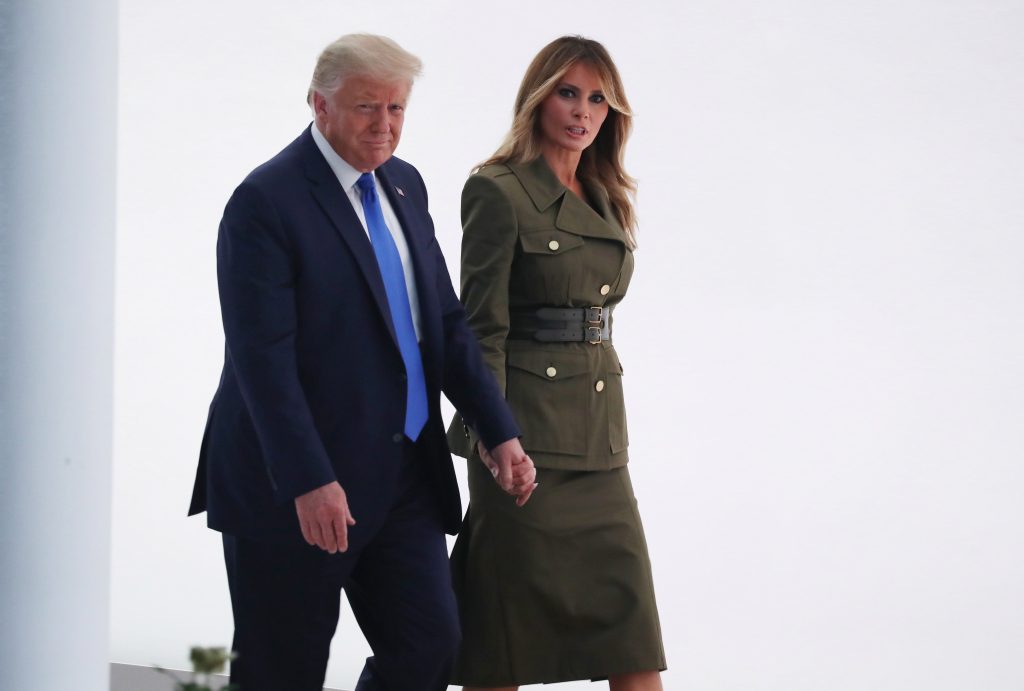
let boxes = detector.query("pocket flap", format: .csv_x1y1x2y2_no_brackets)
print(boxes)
606,347,624,375
519,229,585,255
507,349,589,380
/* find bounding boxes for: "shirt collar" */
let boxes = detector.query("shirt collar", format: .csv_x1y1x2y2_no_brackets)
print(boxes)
310,122,366,192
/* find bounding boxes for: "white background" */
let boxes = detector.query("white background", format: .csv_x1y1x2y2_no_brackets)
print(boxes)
112,1,1024,689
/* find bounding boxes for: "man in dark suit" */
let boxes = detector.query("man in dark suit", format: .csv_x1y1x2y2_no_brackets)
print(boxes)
188,34,536,691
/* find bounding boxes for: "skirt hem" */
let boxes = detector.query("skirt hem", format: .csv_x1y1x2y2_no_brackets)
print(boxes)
451,658,668,687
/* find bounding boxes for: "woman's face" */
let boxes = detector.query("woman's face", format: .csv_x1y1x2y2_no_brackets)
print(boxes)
538,61,610,155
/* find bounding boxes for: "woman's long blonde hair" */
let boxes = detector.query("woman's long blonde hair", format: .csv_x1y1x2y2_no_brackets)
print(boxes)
481,36,638,247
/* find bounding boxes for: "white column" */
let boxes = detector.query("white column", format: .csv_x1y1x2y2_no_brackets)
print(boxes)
0,1,117,690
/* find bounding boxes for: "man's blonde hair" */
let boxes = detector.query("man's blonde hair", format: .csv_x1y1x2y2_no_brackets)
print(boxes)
306,34,422,109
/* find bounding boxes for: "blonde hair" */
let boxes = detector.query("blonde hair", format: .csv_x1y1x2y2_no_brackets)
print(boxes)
482,36,638,246
306,34,422,108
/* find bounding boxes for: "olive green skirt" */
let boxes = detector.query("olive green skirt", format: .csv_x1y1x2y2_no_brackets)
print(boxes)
450,461,666,686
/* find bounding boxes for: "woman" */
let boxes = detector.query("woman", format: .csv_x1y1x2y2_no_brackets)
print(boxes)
446,36,666,690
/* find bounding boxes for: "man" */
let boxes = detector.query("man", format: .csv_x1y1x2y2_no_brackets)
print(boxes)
189,34,536,691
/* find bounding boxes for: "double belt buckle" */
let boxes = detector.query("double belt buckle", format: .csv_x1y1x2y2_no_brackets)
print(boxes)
585,306,604,344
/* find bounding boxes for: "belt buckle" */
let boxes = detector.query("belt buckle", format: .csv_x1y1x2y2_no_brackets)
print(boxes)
585,306,604,344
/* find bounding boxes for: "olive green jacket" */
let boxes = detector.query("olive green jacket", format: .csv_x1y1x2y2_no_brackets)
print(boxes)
446,156,634,470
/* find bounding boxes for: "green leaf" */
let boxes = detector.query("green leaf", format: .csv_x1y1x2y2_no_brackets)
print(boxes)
189,646,234,674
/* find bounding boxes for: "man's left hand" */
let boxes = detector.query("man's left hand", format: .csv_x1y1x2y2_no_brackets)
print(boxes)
480,438,538,506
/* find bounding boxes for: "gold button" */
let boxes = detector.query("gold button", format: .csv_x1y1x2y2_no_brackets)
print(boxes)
548,240,560,251
600,284,611,295
546,366,557,378
595,380,605,392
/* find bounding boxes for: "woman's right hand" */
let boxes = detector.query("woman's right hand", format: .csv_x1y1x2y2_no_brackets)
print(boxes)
477,440,538,507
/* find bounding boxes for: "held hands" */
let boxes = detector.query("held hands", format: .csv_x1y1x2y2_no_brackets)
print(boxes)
478,438,538,507
294,480,357,553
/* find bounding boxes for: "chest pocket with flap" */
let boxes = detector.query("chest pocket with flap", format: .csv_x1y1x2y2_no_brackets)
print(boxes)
514,229,586,305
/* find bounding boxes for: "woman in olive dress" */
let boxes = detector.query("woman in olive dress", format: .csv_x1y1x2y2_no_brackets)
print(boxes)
447,36,666,690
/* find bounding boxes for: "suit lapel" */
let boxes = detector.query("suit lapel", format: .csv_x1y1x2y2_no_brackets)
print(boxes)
377,163,443,388
582,178,619,230
554,190,624,243
302,134,399,346
377,164,434,295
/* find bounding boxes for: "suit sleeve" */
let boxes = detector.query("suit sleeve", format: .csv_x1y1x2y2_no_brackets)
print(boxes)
423,174,520,450
442,173,521,454
216,181,336,502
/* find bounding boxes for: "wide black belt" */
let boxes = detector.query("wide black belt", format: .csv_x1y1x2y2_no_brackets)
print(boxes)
508,306,613,344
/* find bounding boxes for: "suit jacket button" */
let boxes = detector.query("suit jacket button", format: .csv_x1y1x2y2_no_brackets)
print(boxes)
392,433,404,443
548,240,560,251
545,366,557,378
595,379,606,392
600,284,611,295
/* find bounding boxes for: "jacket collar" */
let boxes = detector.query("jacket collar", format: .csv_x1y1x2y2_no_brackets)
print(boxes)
507,156,626,244
300,127,399,345
309,122,363,194
507,155,564,212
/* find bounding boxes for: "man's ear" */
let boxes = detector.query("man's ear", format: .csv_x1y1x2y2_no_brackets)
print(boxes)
312,91,327,122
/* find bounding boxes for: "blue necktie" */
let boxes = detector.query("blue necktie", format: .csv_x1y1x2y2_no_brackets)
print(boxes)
356,172,428,440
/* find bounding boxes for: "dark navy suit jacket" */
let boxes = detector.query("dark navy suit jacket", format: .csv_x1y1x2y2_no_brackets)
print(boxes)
189,127,518,539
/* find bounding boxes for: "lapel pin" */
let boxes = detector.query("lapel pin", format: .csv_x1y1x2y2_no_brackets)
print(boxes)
396,186,406,197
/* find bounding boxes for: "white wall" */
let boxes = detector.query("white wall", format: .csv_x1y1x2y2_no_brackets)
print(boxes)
112,1,1024,689
1,1,117,690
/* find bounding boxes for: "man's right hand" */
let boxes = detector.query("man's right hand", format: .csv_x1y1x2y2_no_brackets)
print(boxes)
294,481,357,554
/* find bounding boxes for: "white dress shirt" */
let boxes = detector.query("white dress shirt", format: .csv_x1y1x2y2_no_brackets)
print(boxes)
310,123,423,340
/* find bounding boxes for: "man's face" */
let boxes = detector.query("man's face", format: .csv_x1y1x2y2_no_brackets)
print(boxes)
314,75,410,172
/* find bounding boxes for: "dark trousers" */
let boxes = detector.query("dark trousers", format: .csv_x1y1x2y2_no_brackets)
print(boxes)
222,442,460,691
